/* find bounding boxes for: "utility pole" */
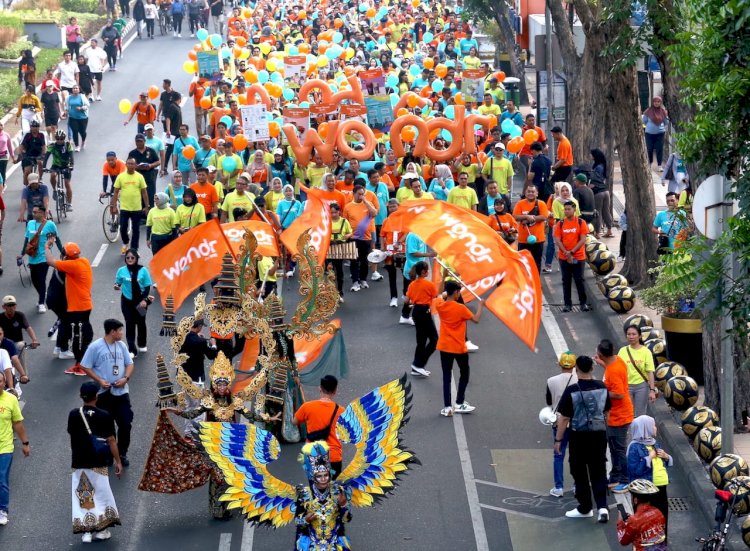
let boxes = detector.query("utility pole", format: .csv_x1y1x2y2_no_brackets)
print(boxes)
545,0,556,153
720,176,734,454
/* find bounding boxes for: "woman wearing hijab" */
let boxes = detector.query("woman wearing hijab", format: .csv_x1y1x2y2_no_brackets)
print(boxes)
175,188,206,234
428,164,455,201
590,148,614,238
642,96,669,171
626,415,673,535
114,249,153,356
146,192,178,254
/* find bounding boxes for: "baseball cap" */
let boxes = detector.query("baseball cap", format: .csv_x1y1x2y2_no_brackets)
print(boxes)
207,166,217,173
44,80,56,88
135,133,146,141
575,173,589,182
199,134,211,141
2,295,17,306
216,139,226,145
80,381,100,401
494,142,505,150
144,123,154,131
402,171,419,180
239,171,251,181
139,92,148,97
27,173,40,184
273,148,284,155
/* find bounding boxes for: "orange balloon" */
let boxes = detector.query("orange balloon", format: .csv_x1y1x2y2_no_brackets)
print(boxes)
397,107,409,117
406,95,419,108
244,69,258,83
242,8,252,17
233,134,248,151
297,10,306,19
423,57,434,70
299,43,311,54
318,122,329,139
334,18,343,28
366,7,375,17
188,50,197,61
420,86,431,98
235,36,247,47
411,0,420,6
401,126,416,142
488,115,498,129
148,85,159,100
182,145,196,160
199,97,212,109
269,84,283,98
507,136,525,154
269,121,280,138
435,64,447,78
193,44,203,51
233,46,243,58
523,129,539,145
495,71,506,82
237,94,247,105
455,93,465,105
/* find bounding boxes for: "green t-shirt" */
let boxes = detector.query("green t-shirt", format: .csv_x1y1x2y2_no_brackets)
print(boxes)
175,202,206,229
551,197,580,220
0,391,23,454
306,165,328,189
447,186,478,210
114,171,147,212
147,206,178,236
618,345,655,386
456,163,479,183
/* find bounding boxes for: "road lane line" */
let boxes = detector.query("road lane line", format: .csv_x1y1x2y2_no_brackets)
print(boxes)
240,523,255,550
540,303,569,357
218,533,232,551
91,243,109,267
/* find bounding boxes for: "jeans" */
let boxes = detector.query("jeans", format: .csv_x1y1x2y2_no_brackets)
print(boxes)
544,225,556,267
606,423,630,484
553,426,570,490
349,239,370,283
120,210,142,250
559,259,587,307
412,305,437,368
630,381,650,418
569,432,608,514
173,13,183,33
29,261,49,305
145,18,155,37
0,452,12,512
440,351,470,407
121,295,147,355
96,391,134,457
645,132,665,166
384,263,399,298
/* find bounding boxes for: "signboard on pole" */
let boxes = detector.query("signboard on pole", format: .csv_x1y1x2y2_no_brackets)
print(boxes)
240,104,270,142
536,70,568,131
197,50,222,81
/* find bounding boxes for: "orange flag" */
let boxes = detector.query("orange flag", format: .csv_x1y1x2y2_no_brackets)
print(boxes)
280,185,331,265
222,220,280,257
149,218,230,310
382,200,542,350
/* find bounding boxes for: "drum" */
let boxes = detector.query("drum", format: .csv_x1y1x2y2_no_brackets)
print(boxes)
327,240,358,260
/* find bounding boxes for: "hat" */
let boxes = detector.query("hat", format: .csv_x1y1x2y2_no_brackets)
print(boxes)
27,173,40,184
44,80,56,88
216,139,226,145
494,142,505,150
199,134,211,141
575,173,589,183
63,242,81,258
559,351,577,369
139,92,148,97
2,295,17,306
207,166,217,173
239,171,251,181
80,381,100,401
144,123,154,131
135,133,146,141
402,172,419,180
273,148,284,155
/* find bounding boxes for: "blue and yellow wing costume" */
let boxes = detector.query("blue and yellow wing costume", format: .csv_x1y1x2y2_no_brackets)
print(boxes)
336,374,418,507
199,422,297,527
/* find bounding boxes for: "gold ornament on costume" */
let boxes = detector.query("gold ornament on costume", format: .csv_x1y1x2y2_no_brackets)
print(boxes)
76,471,96,510
160,294,178,336
208,351,234,386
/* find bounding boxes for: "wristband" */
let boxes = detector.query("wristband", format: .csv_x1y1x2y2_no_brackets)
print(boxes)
555,439,562,443
22,441,29,446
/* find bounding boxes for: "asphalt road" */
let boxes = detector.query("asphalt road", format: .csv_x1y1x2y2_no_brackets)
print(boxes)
0,28,713,551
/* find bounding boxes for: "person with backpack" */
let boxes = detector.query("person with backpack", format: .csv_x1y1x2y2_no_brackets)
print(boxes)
555,355,611,523
293,375,343,478
545,351,578,497
553,201,591,312
171,0,185,36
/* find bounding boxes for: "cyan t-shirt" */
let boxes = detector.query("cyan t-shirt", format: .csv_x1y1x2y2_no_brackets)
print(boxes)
404,233,428,280
80,338,132,396
25,219,58,265
366,182,390,225
653,209,687,247
173,135,200,172
115,265,153,300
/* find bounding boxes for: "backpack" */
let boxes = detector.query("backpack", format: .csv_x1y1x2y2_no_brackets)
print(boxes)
570,384,607,432
578,167,607,193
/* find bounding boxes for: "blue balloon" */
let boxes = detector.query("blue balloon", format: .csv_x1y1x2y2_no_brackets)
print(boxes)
440,129,453,142
527,235,537,244
220,115,233,128
222,156,237,172
409,64,421,77
386,74,398,88
299,101,310,108
283,88,295,101
196,28,208,42
358,3,368,12
289,46,299,56
266,112,275,121
257,70,269,84
445,60,455,68
285,103,298,109
209,34,222,48
270,72,283,84
501,119,515,133
445,106,455,120
431,79,444,93
332,31,344,44
307,54,317,63
423,32,433,43
221,47,231,59
274,117,284,127
390,93,400,108
326,45,343,60
509,125,522,138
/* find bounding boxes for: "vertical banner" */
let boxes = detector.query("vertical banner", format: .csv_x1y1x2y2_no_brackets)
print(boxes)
283,107,311,141
240,104,270,142
284,55,307,89
364,96,394,131
197,50,222,81
359,68,386,97
461,69,487,103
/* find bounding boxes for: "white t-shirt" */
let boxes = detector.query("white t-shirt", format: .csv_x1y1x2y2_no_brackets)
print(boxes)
145,4,158,18
56,61,79,88
0,348,19,397
85,47,107,73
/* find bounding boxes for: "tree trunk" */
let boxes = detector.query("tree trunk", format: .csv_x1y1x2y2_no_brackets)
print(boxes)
491,7,529,104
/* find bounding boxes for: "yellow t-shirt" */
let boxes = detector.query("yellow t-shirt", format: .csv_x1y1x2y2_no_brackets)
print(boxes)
216,153,243,190
146,207,178,236
175,202,206,229
306,165,328,189
462,55,482,69
481,157,514,194
456,163,479,183
264,190,284,213
648,445,669,486
618,345,655,386
221,191,256,222
214,181,225,202
478,104,502,116
114,171,147,212
257,256,277,282
447,186,479,210
0,391,23,454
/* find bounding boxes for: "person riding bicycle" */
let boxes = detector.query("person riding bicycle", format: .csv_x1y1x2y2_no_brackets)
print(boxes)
616,479,667,550
16,121,47,188
15,84,43,136
44,130,75,212
158,0,173,31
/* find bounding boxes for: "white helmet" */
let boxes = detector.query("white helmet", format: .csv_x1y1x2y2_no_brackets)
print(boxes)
539,406,557,426
367,249,388,264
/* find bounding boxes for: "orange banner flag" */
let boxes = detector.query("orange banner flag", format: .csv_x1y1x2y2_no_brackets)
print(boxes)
149,219,229,310
382,200,542,350
222,220,280,257
280,185,332,265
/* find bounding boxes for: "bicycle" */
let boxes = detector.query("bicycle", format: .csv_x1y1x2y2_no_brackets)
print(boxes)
99,192,130,244
17,256,30,287
159,7,173,36
696,477,750,550
45,167,70,223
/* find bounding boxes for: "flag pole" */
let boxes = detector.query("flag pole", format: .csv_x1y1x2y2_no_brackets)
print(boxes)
434,257,483,302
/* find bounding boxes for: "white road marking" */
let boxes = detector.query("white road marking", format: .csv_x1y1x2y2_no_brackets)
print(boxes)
240,523,255,550
540,303,570,357
91,243,109,267
218,533,232,551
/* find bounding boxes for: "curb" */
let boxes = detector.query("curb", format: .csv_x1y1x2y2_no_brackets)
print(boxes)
582,274,717,528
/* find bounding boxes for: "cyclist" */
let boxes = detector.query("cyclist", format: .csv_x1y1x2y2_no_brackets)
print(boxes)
158,0,173,33
616,479,667,550
101,151,126,197
18,173,49,222
44,130,75,212
16,121,47,187
15,85,43,136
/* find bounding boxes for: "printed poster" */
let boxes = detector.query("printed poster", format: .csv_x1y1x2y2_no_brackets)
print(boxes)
284,55,307,89
309,102,339,124
461,69,487,103
340,104,368,122
358,68,386,97
197,50,222,81
283,107,310,141
364,96,394,131
240,104,270,142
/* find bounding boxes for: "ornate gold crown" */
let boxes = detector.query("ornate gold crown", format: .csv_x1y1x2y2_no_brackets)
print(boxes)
208,351,234,385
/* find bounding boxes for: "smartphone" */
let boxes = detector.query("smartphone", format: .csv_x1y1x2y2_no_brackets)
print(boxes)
616,504,629,521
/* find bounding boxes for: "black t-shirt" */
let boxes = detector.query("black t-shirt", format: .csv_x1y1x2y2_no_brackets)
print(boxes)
160,90,181,112
67,406,116,469
0,312,29,343
530,154,553,201
573,185,596,214
557,378,611,419
179,331,217,381
128,146,159,173
40,91,61,118
21,133,46,157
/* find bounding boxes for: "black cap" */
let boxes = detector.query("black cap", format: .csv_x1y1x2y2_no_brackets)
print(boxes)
135,133,146,141
80,381,100,400
192,318,205,328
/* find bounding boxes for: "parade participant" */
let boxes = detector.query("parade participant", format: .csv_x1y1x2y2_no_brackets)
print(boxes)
404,261,437,378
144,124,166,176
16,121,46,188
80,319,134,467
166,170,186,207
525,141,553,200
68,381,122,543
101,151,125,196
65,85,89,152
190,167,220,219
173,124,200,185
146,192,178,254
552,201,590,312
381,199,406,308
447,172,479,210
545,352,578,497
0,370,30,527
175,187,206,233
176,318,217,436
428,164,455,201
487,197,518,246
344,185,378,292
40,81,62,140
550,126,574,183
0,297,38,378
0,121,14,185
18,173,49,222
618,325,656,418
519,113,548,171
44,130,75,210
616,479,667,550
114,250,153,357
327,203,353,301
513,184,548,272
19,205,63,313
16,85,43,136
84,39,107,101
111,158,149,254
124,93,157,134
128,133,160,208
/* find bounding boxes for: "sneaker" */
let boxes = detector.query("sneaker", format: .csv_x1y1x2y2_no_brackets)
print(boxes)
74,146,80,152
64,365,86,376
597,508,609,523
565,508,593,518
465,340,479,352
58,350,75,359
190,32,195,37
338,296,344,304
370,271,383,281
178,33,182,37
440,407,453,417
399,316,414,325
81,532,92,543
37,303,47,313
454,402,476,414
173,31,177,36
410,366,430,377
120,245,128,255
65,204,73,212
561,305,572,313
350,282,361,292
94,529,111,541
285,270,294,278
360,281,369,289
137,346,148,353
542,266,553,273
0,510,7,525
581,303,592,312
129,352,135,361
389,297,399,307
549,487,564,498
52,346,61,357
612,483,629,494
120,455,129,467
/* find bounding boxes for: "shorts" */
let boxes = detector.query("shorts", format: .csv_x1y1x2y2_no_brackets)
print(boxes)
21,157,41,168
52,167,72,179
91,72,103,81
60,86,74,93
44,114,60,126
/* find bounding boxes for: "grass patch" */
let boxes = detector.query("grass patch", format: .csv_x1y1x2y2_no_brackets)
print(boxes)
35,47,66,73
0,39,33,60
0,69,21,114
0,14,25,34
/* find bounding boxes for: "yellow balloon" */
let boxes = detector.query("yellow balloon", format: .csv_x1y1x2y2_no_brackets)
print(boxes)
118,99,132,114
259,43,272,55
317,56,329,68
238,48,250,60
182,60,196,74
266,60,277,72
345,47,355,61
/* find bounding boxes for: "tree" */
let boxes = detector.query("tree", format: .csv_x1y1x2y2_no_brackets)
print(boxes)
463,0,529,104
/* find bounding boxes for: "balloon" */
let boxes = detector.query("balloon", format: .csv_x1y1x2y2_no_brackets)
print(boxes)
444,106,455,120
507,136,525,153
269,121,281,137
182,60,196,74
390,93,400,108
299,101,310,108
358,3,368,12
187,50,197,61
423,57,434,70
222,156,237,172
527,235,537,244
397,108,409,117
509,125,522,138
400,126,416,142
233,134,248,151
334,18,344,28
366,7,375,17
423,32,433,43
118,98,131,114
283,88,295,101
221,47,231,59
266,59,277,72
411,0,420,6
318,122,329,139
299,43,311,54
386,74,398,88
435,64,448,78
345,47,355,61
209,34,222,48
245,69,258,83
220,115,233,128
317,56,329,68
440,128,453,142
409,64,421,77
297,10,306,19
196,28,208,42
455,92,465,105
289,45,299,56
501,119,516,133
431,79,444,93
407,95,419,108
257,70,270,83
182,145,196,160
270,72,283,84
235,36,247,47
259,43,271,55
523,129,539,145
268,84,283,98
199,97,212,109
495,71,506,82
332,31,344,44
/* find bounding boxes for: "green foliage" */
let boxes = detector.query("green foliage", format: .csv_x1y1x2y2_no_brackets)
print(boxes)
35,47,66,73
0,38,33,60
61,0,98,12
640,245,700,316
0,14,25,34
0,69,20,113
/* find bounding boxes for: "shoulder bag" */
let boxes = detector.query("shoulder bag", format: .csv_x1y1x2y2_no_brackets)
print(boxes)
626,347,656,394
306,404,339,442
79,407,113,465
25,221,47,256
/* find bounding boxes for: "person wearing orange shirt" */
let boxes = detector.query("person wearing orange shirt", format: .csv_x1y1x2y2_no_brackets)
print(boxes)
436,280,483,417
335,170,355,193
551,126,574,183
124,92,157,134
513,185,549,272
487,199,518,247
519,113,547,173
404,261,438,378
317,173,347,211
101,151,126,196
45,241,93,375
552,201,590,311
190,167,220,219
188,77,207,136
343,185,378,292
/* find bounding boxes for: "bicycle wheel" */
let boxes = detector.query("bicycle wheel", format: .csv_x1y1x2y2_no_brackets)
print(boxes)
55,188,65,223
102,206,120,243
18,261,31,288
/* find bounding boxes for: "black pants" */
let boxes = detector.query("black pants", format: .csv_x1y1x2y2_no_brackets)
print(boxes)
173,13,183,33
96,391,134,457
349,239,370,283
0,159,8,184
401,276,412,318
645,132,665,166
119,0,129,16
412,305,437,368
619,230,627,258
150,232,175,255
66,41,80,58
68,118,88,146
121,295,147,354
215,337,237,360
551,165,572,183
568,432,608,514
519,241,544,273
189,14,201,33
29,262,49,305
60,310,93,362
164,143,174,170
145,18,155,37
120,210,142,250
141,170,157,208
104,44,117,67
559,259,587,307
328,259,344,295
440,351,469,407
653,485,669,537
384,263,399,299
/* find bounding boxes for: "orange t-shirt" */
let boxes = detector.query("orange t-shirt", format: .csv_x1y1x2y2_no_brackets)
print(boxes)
519,125,546,157
294,400,342,462
557,136,574,167
343,200,375,241
553,217,588,260
335,180,354,193
513,199,548,244
102,159,126,178
317,189,347,211
190,183,219,214
406,277,438,305
130,101,156,125
488,212,518,234
435,299,473,354
54,257,93,312
189,81,206,108
604,357,634,427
